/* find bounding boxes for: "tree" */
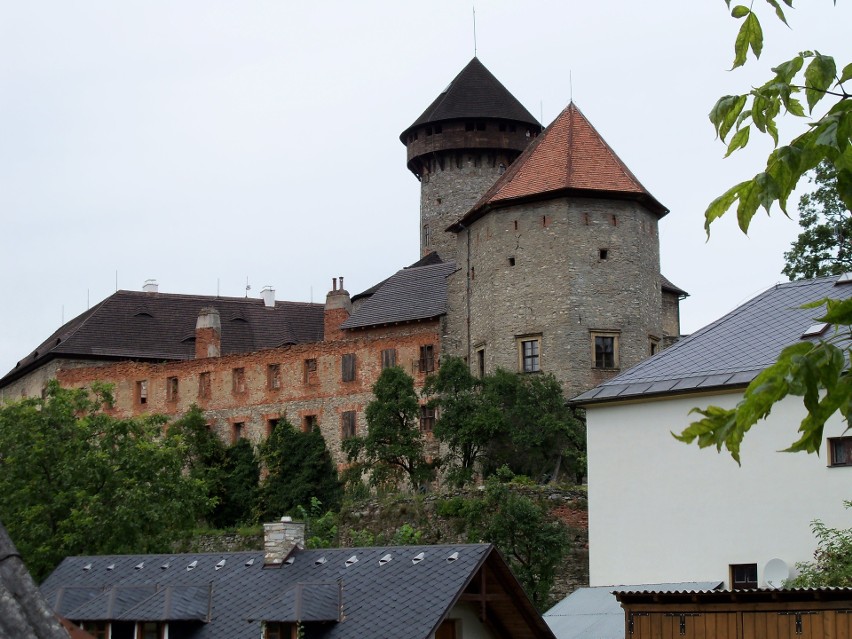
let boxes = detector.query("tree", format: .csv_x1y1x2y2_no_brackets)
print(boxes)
783,162,852,280
342,366,433,490
423,357,500,485
257,419,341,521
678,1,852,461
785,503,852,588
0,382,211,581
461,475,572,611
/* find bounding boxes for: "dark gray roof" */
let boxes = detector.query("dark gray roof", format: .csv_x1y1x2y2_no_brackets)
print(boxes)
1,290,324,388
544,582,721,639
574,275,852,405
400,57,540,142
41,544,552,639
351,251,445,303
342,261,456,330
0,520,71,639
660,275,688,297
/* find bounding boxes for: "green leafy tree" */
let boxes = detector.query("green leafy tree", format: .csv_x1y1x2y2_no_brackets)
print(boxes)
462,475,572,611
0,382,211,580
424,357,500,485
678,1,852,460
786,504,852,588
257,419,341,521
783,162,852,280
343,366,433,490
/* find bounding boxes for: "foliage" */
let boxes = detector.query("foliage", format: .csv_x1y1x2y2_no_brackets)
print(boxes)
0,382,211,581
459,477,572,611
425,358,585,484
786,503,852,587
783,162,852,279
294,497,339,549
342,367,434,490
257,419,341,521
679,1,852,460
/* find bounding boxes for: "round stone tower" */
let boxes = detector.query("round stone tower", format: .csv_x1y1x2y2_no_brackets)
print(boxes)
400,58,541,262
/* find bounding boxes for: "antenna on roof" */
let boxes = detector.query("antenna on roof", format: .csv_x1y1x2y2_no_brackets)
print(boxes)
217,278,220,298
569,70,573,103
87,289,90,310
61,305,64,324
472,6,477,57
115,270,118,292
245,276,251,298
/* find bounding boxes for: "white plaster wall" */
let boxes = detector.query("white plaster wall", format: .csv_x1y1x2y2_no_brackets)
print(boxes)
437,602,497,639
587,392,852,588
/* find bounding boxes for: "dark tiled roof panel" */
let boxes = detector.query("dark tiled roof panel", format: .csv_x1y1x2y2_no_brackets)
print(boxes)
661,275,688,296
343,262,456,329
401,57,539,140
351,251,445,302
1,291,325,386
574,275,852,404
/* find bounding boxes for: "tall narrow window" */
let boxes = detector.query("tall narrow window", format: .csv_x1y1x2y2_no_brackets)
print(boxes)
342,353,356,382
232,368,246,394
516,336,541,373
592,333,619,369
477,348,485,378
266,418,279,437
419,345,435,373
231,421,244,444
341,411,356,440
166,377,178,402
423,224,430,247
304,359,318,385
303,414,318,433
381,348,397,369
198,372,211,399
136,380,148,405
420,405,435,433
267,364,281,390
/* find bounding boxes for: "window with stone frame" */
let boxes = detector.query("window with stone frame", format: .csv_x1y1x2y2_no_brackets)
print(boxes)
198,371,211,399
231,421,244,444
516,335,541,373
232,367,246,394
166,376,178,402
829,436,852,467
591,331,620,369
304,358,318,385
476,347,486,377
420,405,435,433
267,364,281,390
303,414,319,432
341,411,356,440
381,348,397,370
419,344,435,373
342,353,356,382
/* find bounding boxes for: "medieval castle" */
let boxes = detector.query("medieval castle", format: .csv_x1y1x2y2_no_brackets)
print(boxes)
0,58,685,465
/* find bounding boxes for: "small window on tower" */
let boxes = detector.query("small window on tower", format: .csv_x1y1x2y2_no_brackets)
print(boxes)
419,345,435,373
232,368,246,394
341,411,357,440
342,353,356,382
423,224,430,247
420,405,435,433
591,332,620,369
599,248,608,260
304,359,318,385
303,414,319,433
381,348,397,370
198,372,211,399
267,364,281,390
166,377,178,402
137,380,148,405
517,336,541,373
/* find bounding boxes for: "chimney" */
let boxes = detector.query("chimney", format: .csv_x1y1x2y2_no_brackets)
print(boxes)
195,307,221,358
261,286,275,308
324,276,351,342
143,279,159,294
264,517,305,566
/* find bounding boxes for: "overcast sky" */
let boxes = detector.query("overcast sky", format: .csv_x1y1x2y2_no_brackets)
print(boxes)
1,1,850,377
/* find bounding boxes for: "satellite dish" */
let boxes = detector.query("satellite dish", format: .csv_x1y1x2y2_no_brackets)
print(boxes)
764,558,790,588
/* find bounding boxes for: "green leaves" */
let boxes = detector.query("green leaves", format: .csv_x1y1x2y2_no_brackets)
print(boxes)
805,53,837,112
732,10,763,69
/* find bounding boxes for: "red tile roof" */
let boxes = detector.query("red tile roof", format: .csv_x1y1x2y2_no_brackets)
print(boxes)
449,103,667,230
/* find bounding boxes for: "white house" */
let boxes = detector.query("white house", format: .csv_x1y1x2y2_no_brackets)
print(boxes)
575,274,852,589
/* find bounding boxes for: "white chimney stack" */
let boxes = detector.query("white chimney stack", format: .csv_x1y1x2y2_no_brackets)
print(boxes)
143,279,159,294
261,286,275,308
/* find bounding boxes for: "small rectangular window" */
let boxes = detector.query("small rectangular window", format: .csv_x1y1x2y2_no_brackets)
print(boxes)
304,359,318,385
419,345,435,373
137,380,148,405
381,348,397,369
232,421,244,444
232,368,246,394
342,353,356,382
829,437,852,467
423,224,430,247
730,563,758,589
303,414,318,433
649,337,660,356
266,418,279,437
166,377,178,402
420,405,435,433
267,364,281,390
198,372,211,399
477,348,485,378
341,411,356,440
517,336,541,373
591,332,620,369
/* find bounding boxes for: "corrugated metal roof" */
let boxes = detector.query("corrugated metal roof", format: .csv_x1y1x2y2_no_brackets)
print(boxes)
574,275,852,405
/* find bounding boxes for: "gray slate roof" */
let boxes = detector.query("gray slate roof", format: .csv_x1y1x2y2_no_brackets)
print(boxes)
1,290,324,388
400,57,540,142
544,582,721,639
342,261,456,330
40,544,541,639
574,275,852,405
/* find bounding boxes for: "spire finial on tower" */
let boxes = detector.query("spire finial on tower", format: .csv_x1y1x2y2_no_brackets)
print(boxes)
472,6,477,57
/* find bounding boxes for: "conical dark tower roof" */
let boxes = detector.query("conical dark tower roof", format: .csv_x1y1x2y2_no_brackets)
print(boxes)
400,57,539,142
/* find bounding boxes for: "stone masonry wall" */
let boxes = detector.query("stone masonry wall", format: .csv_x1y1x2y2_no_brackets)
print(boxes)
56,322,441,466
0,358,109,403
445,195,663,398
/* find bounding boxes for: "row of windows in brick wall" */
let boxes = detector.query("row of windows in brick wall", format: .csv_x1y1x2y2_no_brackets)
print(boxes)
471,333,662,377
223,405,437,448
133,346,437,405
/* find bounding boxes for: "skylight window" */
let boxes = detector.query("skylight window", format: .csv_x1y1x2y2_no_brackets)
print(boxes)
345,555,358,567
412,552,425,565
215,559,226,571
379,554,392,566
802,322,829,337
